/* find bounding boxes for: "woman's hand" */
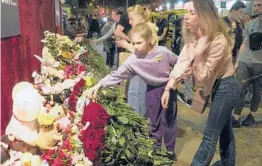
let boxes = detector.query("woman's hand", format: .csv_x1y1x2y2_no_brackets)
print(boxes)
89,39,97,45
117,39,130,49
190,36,210,57
161,90,170,108
87,83,102,101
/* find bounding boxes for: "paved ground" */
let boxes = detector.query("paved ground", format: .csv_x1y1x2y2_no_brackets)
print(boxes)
92,43,262,166
173,103,262,166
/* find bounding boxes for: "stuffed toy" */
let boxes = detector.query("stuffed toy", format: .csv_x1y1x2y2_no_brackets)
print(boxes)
42,77,81,95
36,113,63,150
48,104,71,131
0,143,10,165
6,82,44,146
32,71,48,86
11,81,32,100
0,135,40,155
34,54,64,79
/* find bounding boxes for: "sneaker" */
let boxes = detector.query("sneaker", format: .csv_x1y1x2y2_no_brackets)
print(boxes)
166,152,177,161
232,116,241,128
242,114,255,126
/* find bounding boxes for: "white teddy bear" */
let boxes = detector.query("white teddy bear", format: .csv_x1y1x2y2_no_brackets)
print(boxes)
5,82,44,146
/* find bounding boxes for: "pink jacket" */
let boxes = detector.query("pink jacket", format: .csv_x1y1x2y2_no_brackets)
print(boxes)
169,33,235,96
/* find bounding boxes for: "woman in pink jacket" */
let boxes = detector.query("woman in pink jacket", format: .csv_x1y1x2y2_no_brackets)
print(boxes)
162,0,241,165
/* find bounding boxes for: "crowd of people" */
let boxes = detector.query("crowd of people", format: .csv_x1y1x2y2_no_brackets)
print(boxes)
63,0,262,165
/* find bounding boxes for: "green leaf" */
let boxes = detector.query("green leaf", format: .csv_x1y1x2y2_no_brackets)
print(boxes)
148,150,153,158
111,136,117,145
106,106,116,116
104,157,112,163
119,137,125,147
117,116,129,124
125,149,132,159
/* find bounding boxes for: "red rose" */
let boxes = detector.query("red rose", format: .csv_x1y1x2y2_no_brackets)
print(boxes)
64,126,71,134
73,79,86,95
95,129,105,139
42,153,53,163
68,95,77,112
82,103,109,125
78,129,85,141
52,158,64,166
78,65,86,73
46,149,56,155
42,149,56,163
61,138,72,150
58,149,66,158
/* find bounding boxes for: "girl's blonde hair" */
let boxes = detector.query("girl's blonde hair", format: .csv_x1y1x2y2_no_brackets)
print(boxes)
183,0,231,46
130,22,158,45
127,5,151,22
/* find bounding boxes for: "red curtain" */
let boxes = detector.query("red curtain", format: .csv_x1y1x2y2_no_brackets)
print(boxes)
1,0,57,134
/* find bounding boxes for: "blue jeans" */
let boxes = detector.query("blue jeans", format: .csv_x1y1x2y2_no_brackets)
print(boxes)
192,76,241,166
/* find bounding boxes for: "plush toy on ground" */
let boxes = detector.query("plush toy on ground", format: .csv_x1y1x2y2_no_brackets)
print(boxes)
48,104,71,131
6,82,44,146
36,113,63,150
0,135,40,155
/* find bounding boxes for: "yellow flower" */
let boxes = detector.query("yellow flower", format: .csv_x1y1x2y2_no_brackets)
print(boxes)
155,55,163,62
84,76,96,87
37,113,54,126
62,51,73,59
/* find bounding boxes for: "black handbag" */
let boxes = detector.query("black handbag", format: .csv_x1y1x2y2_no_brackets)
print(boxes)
249,32,262,51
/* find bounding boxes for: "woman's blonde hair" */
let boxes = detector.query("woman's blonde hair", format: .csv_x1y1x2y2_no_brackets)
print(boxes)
183,0,231,46
130,22,158,45
127,5,151,22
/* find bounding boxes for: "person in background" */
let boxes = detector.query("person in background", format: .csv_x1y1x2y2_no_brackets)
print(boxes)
242,13,251,28
113,7,132,43
87,23,178,161
223,1,246,65
65,18,76,40
73,18,88,43
172,15,184,55
101,17,116,68
162,0,241,165
90,8,122,46
156,11,169,46
232,0,262,128
90,15,100,38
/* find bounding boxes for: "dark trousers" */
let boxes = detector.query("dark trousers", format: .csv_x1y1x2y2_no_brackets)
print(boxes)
146,85,177,152
106,47,115,67
234,62,262,115
192,76,241,166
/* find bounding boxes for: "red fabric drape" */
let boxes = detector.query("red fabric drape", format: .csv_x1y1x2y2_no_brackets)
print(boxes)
1,0,56,134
